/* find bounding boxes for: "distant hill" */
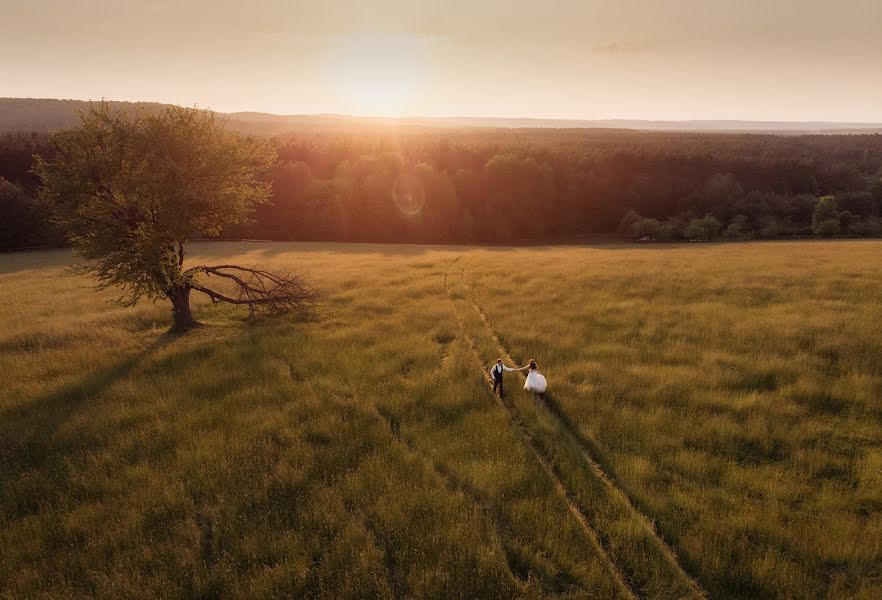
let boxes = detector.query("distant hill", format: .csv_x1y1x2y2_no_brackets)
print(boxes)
3,98,882,135
0,98,173,132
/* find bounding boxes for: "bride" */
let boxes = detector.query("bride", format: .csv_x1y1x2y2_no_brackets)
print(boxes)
521,359,547,394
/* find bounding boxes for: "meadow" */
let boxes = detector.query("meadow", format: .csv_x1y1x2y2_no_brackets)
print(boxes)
1,240,880,599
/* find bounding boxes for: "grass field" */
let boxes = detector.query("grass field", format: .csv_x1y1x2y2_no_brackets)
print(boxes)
1,241,880,599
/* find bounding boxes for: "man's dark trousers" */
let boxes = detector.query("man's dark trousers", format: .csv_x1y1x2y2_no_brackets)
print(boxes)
493,370,504,396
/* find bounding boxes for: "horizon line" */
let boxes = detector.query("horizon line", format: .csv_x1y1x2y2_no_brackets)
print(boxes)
4,97,882,127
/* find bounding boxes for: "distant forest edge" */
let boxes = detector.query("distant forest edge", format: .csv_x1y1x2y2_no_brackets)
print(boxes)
2,101,882,248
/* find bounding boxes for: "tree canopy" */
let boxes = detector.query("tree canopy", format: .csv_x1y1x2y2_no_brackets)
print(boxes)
34,103,315,330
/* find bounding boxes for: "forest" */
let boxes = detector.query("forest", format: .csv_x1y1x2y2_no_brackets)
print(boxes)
3,127,882,249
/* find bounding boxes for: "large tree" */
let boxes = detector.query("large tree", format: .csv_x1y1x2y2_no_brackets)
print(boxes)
35,103,315,331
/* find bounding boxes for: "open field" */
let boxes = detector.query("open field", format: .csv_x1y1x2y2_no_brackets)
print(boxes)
1,241,880,599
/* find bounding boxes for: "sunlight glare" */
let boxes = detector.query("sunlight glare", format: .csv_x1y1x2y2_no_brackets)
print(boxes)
326,33,429,116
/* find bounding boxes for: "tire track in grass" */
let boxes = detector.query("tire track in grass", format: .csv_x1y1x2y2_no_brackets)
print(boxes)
290,373,518,594
446,258,639,600
459,265,707,599
354,414,521,595
369,403,526,590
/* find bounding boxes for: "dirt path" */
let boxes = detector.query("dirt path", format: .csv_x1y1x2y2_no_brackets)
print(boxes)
445,258,638,600
447,258,708,599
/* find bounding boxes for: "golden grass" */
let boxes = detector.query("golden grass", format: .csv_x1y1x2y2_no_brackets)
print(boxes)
467,241,882,599
1,240,880,598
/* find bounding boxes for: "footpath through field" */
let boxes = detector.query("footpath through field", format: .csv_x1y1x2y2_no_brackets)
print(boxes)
446,257,707,600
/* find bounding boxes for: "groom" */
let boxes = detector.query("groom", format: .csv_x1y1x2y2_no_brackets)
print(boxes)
490,358,517,397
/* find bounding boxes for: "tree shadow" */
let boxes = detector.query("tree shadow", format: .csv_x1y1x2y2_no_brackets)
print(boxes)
3,240,699,280
235,240,702,257
0,333,179,511
0,248,74,275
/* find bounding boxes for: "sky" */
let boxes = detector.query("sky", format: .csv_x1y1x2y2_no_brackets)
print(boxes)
2,0,882,121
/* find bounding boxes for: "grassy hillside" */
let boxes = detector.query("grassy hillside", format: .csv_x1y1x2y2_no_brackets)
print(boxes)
1,241,880,598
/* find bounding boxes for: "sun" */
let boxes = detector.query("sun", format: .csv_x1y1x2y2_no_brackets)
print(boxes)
326,33,428,116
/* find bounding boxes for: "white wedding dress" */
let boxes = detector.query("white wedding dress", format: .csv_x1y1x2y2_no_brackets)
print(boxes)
524,369,547,394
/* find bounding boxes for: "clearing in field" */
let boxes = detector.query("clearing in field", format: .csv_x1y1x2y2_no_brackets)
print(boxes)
1,240,880,599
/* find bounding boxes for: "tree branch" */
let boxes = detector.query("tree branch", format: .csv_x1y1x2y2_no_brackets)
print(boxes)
189,264,317,317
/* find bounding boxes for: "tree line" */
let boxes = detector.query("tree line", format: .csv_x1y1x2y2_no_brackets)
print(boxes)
3,127,882,249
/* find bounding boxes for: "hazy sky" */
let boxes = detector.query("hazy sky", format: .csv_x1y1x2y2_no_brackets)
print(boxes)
3,1,882,121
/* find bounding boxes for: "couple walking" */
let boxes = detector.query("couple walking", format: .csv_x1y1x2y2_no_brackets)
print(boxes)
490,358,547,397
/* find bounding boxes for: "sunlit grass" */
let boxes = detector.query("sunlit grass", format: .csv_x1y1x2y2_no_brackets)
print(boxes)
1,240,880,598
467,240,882,600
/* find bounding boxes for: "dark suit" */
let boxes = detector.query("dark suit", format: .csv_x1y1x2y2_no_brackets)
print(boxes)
491,364,505,396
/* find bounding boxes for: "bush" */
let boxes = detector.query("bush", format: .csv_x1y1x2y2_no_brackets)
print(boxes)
658,218,683,241
621,211,666,241
722,215,749,240
618,209,643,235
851,217,882,236
838,210,858,232
813,196,839,236
685,214,723,241
756,217,780,239
634,218,663,240
814,218,841,237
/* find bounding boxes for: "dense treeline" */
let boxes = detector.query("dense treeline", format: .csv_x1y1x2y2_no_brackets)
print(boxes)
3,128,882,248
0,132,64,248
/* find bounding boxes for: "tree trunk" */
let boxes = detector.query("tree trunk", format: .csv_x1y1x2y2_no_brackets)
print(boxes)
168,284,200,332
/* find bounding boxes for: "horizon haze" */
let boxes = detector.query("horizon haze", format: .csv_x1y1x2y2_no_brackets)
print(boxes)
4,97,882,135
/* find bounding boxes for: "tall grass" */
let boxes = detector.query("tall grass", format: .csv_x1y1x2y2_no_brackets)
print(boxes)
1,241,879,598
1,244,622,598
467,241,882,600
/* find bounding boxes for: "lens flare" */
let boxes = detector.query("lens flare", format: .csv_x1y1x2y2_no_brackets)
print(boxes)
392,174,425,216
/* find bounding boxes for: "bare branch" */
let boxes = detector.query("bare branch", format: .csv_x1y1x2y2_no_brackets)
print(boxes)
189,264,318,317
